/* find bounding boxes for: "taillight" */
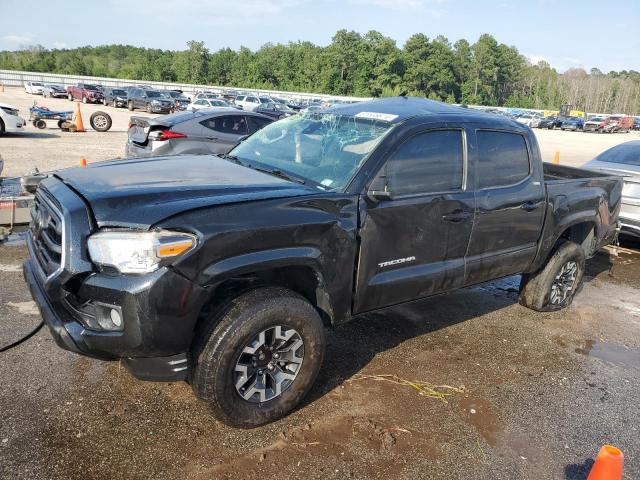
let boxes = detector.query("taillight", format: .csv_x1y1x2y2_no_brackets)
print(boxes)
128,122,134,129
154,130,187,141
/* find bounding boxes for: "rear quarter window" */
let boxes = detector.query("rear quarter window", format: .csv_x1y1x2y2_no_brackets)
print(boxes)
476,131,530,189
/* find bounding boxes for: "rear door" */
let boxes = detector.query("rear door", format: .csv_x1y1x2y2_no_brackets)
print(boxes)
354,127,475,313
464,129,545,285
200,114,249,153
247,115,273,134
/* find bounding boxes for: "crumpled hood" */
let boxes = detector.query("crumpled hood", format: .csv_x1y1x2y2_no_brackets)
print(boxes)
55,155,316,228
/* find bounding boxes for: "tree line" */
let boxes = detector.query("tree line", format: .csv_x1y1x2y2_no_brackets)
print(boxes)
1,30,638,114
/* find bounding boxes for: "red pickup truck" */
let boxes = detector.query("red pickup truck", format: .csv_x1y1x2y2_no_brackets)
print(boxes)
67,83,104,104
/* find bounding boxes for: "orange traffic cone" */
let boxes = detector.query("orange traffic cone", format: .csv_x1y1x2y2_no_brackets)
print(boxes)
587,445,624,480
74,103,85,133
79,157,87,167
553,151,560,164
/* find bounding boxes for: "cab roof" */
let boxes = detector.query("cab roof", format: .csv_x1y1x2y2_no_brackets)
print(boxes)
325,96,520,129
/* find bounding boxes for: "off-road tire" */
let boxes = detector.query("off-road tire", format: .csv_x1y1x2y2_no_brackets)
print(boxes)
519,240,585,312
191,287,325,428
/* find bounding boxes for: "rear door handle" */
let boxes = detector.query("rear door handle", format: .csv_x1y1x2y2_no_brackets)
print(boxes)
520,201,542,212
442,210,473,223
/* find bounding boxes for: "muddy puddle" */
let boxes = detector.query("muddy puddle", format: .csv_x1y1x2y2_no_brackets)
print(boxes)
575,340,640,369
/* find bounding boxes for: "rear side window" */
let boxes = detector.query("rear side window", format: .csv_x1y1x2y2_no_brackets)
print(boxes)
386,130,464,196
247,116,273,133
201,115,248,135
476,131,530,189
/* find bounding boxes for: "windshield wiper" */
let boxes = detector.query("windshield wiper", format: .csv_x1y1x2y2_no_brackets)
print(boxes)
250,165,306,185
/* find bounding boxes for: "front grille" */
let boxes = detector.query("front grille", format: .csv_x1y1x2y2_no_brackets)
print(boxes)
30,191,64,277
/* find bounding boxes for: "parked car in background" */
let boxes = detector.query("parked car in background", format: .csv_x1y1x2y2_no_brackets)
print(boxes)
583,116,608,132
192,92,220,102
560,117,584,131
126,109,273,157
24,81,44,95
300,105,324,114
633,117,640,131
584,141,640,238
515,114,541,128
537,116,559,129
164,90,191,110
0,102,26,134
67,83,104,104
235,95,273,112
189,98,234,111
127,88,174,113
254,102,297,119
42,84,67,98
102,88,129,108
601,115,634,133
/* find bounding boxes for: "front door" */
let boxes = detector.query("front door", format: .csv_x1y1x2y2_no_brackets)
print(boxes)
354,128,475,313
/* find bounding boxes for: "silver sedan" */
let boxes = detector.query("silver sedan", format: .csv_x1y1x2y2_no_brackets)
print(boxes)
583,140,640,238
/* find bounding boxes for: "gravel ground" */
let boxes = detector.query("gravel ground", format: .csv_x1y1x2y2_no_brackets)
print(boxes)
1,87,638,177
1,241,639,480
1,86,639,479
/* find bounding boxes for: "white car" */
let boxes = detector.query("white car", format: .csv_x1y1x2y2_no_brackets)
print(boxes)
0,102,26,134
515,114,542,128
24,81,45,95
235,95,273,112
189,98,232,111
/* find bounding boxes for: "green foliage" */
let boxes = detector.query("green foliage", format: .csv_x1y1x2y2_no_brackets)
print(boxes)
0,31,638,113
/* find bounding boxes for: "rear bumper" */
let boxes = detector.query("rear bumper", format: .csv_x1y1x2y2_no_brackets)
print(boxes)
125,140,172,157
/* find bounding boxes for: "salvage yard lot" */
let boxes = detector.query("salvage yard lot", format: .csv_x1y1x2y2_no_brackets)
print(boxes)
1,86,640,479
0,87,638,177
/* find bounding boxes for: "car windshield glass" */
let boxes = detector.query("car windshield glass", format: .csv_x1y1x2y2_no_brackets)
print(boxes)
85,85,100,90
113,89,126,95
230,113,394,191
595,144,640,166
259,97,271,103
147,91,162,98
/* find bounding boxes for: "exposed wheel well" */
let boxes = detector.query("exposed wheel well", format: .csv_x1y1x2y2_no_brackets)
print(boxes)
193,266,334,348
559,222,596,257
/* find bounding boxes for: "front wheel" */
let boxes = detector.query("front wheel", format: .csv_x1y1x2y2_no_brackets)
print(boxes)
519,240,585,312
128,101,134,111
68,93,73,101
82,96,87,104
191,287,326,428
146,103,152,113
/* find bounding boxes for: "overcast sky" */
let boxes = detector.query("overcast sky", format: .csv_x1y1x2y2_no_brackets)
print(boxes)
1,0,638,72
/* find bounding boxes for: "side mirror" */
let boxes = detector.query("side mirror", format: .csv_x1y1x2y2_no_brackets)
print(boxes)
367,175,392,202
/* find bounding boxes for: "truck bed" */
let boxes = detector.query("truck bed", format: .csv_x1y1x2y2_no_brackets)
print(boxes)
543,162,617,182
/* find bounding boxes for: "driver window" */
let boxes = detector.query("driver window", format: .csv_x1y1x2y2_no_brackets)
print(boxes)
386,130,464,196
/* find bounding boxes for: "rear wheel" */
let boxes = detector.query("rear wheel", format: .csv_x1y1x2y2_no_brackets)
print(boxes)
191,287,325,428
34,119,46,129
519,240,585,312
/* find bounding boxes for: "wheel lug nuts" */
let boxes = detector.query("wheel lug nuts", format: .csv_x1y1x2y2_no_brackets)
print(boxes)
273,353,280,359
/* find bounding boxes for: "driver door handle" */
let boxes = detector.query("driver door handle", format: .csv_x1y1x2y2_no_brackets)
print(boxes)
442,210,473,223
520,201,542,212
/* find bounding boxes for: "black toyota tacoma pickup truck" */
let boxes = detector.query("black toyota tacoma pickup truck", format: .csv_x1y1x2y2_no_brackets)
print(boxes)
23,97,622,428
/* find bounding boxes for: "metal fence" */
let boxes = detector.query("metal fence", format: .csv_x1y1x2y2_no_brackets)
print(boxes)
0,69,368,102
